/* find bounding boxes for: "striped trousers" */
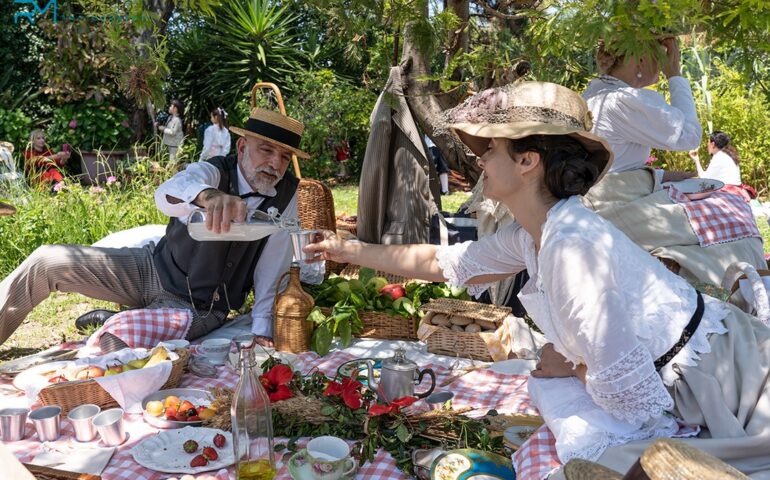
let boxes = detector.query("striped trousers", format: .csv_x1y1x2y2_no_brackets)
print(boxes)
0,244,227,345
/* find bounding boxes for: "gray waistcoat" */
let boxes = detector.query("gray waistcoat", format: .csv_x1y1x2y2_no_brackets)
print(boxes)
152,155,298,313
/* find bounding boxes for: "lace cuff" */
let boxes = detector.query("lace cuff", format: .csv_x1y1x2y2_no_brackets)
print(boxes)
586,344,673,425
435,242,496,297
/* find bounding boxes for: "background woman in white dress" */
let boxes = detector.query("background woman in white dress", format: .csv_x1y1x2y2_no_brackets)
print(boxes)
304,81,770,477
199,107,231,161
688,131,741,186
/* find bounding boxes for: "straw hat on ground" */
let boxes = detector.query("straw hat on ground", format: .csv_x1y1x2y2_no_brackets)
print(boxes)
563,459,622,480
230,107,310,159
439,81,613,182
563,438,749,480
640,438,749,480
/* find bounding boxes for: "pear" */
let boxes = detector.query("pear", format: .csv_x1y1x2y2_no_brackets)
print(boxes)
127,357,149,370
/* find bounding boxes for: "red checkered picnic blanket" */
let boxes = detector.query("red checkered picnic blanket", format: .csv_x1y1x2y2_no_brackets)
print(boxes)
85,308,192,350
3,348,537,480
667,185,761,247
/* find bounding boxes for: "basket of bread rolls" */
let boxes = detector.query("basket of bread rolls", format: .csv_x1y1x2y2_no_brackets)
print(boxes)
417,298,512,361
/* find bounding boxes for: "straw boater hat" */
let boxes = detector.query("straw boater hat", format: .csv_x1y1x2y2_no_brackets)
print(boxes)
439,81,614,182
230,107,310,159
563,439,749,480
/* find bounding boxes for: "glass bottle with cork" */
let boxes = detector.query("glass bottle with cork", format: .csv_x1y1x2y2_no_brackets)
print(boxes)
231,334,276,480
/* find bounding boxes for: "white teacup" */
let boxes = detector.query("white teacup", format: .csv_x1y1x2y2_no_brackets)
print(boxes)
199,338,231,365
305,436,356,480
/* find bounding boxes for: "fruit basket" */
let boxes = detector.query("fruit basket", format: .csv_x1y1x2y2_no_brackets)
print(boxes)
38,348,189,415
418,299,512,361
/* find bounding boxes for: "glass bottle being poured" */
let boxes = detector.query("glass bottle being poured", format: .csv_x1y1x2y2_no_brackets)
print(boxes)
187,206,300,242
231,334,276,480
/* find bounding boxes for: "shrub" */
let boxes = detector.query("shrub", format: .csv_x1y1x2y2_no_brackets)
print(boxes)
0,108,33,154
48,100,132,152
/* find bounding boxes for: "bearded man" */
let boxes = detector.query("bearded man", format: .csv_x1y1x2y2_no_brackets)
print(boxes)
0,107,308,348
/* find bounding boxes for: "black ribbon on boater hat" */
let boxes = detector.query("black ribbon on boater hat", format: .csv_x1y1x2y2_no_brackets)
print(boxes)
243,118,301,150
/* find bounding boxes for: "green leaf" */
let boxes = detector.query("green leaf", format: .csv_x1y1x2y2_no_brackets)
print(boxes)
307,308,327,324
395,423,411,443
320,405,336,416
358,267,375,285
338,319,352,346
311,324,332,356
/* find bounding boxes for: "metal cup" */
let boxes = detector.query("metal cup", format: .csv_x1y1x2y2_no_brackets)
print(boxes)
29,406,61,442
67,404,101,442
0,408,30,441
424,391,454,411
290,229,325,285
92,408,126,446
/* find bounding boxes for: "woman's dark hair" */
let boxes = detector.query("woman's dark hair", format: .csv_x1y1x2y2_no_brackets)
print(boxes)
170,99,185,125
508,135,599,199
709,131,739,165
210,107,229,130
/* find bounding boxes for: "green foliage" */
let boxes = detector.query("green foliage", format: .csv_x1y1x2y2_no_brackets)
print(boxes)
167,0,306,124
308,305,363,356
48,101,133,152
282,70,377,179
0,109,34,154
0,156,173,277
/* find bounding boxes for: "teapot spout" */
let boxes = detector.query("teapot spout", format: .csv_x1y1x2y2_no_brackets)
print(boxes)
365,360,379,391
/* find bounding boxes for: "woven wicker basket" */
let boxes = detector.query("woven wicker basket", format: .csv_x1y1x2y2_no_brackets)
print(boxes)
336,264,420,286
273,266,315,353
320,307,418,341
38,349,190,415
419,299,511,361
335,218,357,237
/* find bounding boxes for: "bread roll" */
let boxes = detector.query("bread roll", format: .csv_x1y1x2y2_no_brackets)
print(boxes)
450,325,465,332
475,319,498,330
450,315,474,326
431,313,452,327
465,323,481,333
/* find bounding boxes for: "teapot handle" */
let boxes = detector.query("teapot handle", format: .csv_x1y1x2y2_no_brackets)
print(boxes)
414,368,436,399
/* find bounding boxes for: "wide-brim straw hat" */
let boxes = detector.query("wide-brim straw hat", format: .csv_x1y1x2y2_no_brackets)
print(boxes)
230,107,310,159
640,438,749,480
443,81,613,182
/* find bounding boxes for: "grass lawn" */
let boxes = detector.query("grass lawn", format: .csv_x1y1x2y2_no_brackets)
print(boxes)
0,186,767,362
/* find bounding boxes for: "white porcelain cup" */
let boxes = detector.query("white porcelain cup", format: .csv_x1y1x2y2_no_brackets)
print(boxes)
200,338,231,365
305,436,356,480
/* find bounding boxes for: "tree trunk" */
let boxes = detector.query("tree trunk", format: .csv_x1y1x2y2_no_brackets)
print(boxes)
400,5,480,184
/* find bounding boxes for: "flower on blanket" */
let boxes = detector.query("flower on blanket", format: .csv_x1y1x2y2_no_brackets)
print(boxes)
323,376,364,410
259,363,294,402
368,396,417,417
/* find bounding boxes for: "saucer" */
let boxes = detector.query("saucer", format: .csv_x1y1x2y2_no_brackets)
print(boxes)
287,450,357,480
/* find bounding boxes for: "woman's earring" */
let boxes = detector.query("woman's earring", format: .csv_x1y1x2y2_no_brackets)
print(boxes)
636,71,643,79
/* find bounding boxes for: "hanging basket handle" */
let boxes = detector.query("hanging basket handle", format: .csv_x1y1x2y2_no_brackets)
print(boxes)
249,82,302,179
272,269,294,312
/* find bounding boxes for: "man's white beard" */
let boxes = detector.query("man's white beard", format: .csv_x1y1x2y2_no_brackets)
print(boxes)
242,148,281,196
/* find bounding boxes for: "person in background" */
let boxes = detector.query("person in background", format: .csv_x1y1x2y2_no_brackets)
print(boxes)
155,99,185,162
199,107,231,161
688,131,741,186
23,129,70,187
424,133,450,195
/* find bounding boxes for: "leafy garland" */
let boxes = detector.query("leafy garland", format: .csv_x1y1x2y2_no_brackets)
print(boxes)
257,357,505,476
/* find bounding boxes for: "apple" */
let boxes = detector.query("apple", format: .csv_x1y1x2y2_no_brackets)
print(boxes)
75,366,105,380
104,364,125,376
379,283,406,300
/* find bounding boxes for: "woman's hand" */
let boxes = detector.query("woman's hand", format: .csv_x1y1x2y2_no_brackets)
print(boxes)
531,343,586,381
660,37,681,78
688,149,700,161
303,231,355,264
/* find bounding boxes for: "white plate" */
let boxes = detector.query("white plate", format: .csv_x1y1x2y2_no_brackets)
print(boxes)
131,426,234,474
662,178,724,195
13,361,74,392
489,359,537,376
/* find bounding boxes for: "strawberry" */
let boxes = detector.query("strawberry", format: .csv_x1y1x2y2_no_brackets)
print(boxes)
179,400,195,412
213,433,226,448
166,415,178,421
202,446,218,461
176,413,188,421
183,439,198,454
187,415,201,421
190,454,208,467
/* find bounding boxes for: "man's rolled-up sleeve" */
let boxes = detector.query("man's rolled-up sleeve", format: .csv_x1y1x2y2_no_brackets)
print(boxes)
154,161,221,222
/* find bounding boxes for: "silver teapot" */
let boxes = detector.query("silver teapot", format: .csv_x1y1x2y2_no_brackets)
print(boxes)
366,348,436,403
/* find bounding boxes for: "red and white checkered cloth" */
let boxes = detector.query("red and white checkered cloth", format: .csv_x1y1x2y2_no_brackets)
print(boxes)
667,185,761,247
85,308,192,350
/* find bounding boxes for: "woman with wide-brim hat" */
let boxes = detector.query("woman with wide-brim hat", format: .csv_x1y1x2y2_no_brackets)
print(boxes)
304,80,770,477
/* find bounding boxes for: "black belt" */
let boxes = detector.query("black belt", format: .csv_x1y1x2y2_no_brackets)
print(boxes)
654,291,704,371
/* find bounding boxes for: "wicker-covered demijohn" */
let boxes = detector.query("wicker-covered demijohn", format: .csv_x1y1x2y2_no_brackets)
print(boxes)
273,265,315,353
